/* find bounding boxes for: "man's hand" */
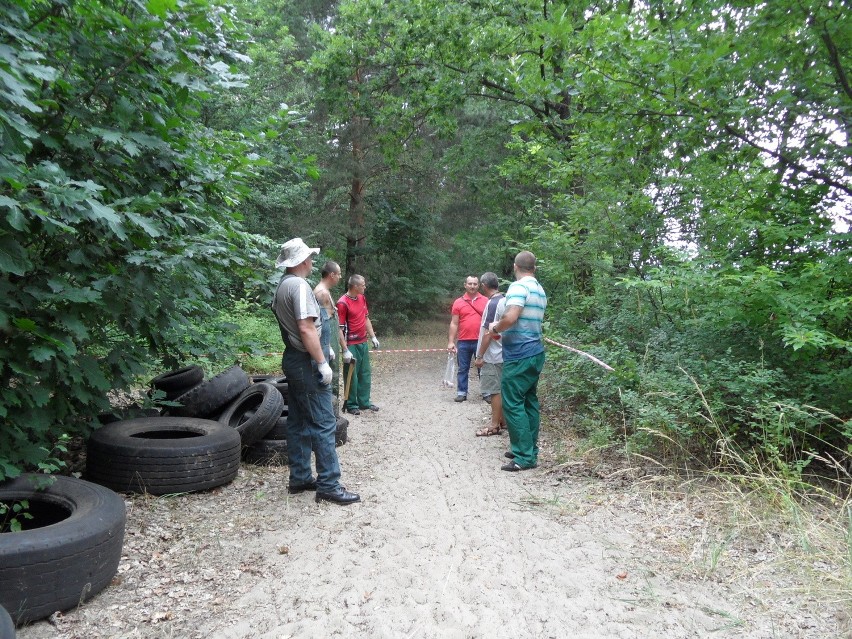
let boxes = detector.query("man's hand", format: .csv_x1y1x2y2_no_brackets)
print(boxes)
318,361,333,385
328,348,335,362
474,356,484,369
343,349,353,364
447,343,457,354
371,336,380,349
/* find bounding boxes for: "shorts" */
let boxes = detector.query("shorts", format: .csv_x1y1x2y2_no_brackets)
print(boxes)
479,362,502,398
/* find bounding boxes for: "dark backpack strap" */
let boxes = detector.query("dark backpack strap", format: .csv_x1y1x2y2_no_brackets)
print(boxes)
464,297,483,318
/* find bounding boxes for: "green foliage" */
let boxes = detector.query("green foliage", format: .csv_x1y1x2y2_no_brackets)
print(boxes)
365,186,452,329
303,0,851,474
0,499,33,533
2,0,847,480
196,298,283,373
0,0,274,479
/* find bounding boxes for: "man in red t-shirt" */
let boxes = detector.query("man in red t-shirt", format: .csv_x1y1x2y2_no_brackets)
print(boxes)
447,275,488,401
337,274,380,416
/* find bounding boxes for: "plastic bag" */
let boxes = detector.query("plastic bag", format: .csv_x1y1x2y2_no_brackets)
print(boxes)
442,354,456,388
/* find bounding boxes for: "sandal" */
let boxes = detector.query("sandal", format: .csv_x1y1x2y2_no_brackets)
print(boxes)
475,426,501,437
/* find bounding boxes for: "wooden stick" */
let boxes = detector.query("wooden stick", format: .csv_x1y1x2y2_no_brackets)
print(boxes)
343,359,356,400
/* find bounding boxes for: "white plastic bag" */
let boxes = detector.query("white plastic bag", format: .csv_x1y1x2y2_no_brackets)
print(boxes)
442,354,456,388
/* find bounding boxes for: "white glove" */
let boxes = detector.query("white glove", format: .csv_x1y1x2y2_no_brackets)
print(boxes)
318,361,333,385
328,348,335,362
372,336,380,349
343,349,353,364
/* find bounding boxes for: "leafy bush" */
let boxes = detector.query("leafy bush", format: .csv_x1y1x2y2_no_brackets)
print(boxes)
0,0,281,480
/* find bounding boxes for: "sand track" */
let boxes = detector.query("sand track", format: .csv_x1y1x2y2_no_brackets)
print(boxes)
16,350,843,638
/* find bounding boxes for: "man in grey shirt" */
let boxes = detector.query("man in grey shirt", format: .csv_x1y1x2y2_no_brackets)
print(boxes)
272,238,360,505
473,272,505,437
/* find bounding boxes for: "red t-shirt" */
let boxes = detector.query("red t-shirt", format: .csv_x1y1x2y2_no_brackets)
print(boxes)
451,293,487,341
337,294,369,345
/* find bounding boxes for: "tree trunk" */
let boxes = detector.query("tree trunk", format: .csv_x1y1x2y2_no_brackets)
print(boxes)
345,70,367,277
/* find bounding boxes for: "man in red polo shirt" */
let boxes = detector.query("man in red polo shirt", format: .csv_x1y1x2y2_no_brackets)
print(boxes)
447,275,488,402
337,274,380,416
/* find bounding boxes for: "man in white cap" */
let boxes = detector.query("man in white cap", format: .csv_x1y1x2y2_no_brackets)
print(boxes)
271,238,360,505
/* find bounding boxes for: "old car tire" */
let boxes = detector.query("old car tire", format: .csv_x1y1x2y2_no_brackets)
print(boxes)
217,383,284,447
0,474,126,625
98,405,160,425
169,365,250,417
250,375,289,402
150,365,204,400
265,408,288,441
85,417,241,495
242,439,288,466
336,415,348,447
249,374,286,384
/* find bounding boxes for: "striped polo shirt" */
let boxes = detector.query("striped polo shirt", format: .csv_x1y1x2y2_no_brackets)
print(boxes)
501,275,547,362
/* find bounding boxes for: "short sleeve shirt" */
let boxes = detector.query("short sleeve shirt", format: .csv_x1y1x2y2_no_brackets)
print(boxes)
501,276,547,361
337,294,369,345
272,275,321,352
451,293,488,341
477,294,505,364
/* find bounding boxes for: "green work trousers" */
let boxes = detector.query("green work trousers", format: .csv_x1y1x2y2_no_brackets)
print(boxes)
501,352,545,469
343,341,372,410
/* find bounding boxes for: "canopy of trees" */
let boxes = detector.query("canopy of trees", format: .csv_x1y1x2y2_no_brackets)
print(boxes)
1,0,849,479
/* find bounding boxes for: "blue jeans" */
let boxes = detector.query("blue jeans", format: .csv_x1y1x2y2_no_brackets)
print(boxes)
456,339,478,397
282,347,341,493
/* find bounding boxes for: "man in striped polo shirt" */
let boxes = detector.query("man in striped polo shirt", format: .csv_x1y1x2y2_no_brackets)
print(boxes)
487,251,547,471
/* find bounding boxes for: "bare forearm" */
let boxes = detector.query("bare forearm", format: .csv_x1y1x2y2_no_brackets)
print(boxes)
298,321,326,363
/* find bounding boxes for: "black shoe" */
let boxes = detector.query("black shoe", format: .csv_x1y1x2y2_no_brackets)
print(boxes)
504,451,515,459
315,487,361,505
454,395,467,402
501,461,537,472
345,407,361,415
363,404,380,412
288,481,317,494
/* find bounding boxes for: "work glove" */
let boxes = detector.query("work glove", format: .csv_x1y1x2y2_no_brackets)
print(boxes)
318,361,333,385
343,349,353,364
328,348,335,362
371,336,380,349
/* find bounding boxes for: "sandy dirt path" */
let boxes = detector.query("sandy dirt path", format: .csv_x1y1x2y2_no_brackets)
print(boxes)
17,349,843,638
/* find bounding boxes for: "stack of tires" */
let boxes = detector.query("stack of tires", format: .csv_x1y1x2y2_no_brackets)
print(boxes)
234,373,348,465
85,365,349,495
86,365,251,495
240,375,289,466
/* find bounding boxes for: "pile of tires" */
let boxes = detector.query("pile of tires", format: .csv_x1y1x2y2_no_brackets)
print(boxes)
241,376,289,466
239,374,349,465
0,474,126,626
86,365,350,493
166,365,252,418
85,365,255,495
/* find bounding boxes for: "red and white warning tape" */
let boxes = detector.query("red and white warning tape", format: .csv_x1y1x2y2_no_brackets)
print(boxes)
370,348,446,353
260,340,614,371
259,347,447,357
